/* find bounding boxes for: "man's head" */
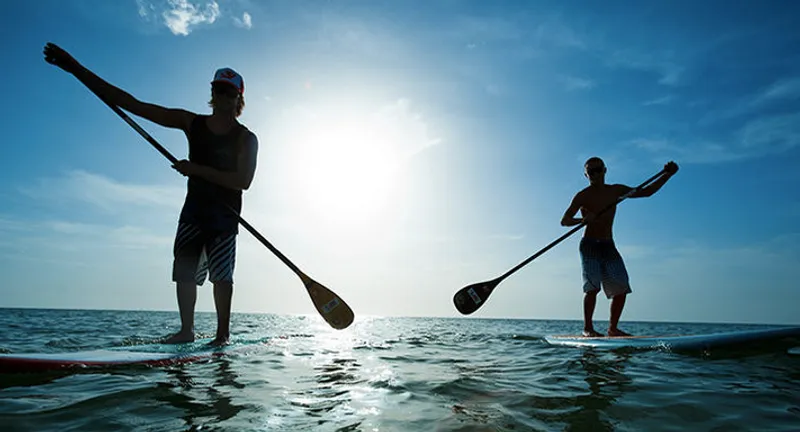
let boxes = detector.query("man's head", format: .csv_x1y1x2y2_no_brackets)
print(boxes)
584,157,606,185
209,67,245,117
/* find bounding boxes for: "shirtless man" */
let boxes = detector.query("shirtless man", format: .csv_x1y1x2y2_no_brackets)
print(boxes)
561,158,679,337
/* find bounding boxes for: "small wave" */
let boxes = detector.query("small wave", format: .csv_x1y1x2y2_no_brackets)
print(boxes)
44,337,86,349
368,378,407,392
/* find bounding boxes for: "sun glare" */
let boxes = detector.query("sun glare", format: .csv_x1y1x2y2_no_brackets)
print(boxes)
297,115,399,226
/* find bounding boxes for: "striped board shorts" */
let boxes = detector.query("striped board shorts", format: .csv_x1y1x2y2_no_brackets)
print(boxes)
172,222,237,285
579,237,632,299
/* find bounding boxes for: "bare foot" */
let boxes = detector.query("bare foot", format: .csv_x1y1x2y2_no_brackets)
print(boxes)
607,328,631,337
582,329,604,337
207,336,230,347
163,331,195,344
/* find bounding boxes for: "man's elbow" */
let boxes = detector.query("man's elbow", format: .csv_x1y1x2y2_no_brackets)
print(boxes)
238,177,254,191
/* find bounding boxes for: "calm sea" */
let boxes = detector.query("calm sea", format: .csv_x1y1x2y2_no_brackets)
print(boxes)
0,308,798,431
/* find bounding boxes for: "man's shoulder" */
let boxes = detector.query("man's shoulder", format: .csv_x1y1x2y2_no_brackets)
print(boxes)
575,186,590,198
240,127,258,143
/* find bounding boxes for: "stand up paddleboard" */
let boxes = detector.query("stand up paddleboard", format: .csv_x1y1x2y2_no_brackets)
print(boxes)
0,339,254,373
789,347,800,356
544,327,800,351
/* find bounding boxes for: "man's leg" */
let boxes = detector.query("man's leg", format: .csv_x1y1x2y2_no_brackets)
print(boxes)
608,293,630,337
211,281,233,346
166,223,205,344
583,291,602,337
579,239,604,337
605,244,631,337
164,281,197,343
207,231,237,346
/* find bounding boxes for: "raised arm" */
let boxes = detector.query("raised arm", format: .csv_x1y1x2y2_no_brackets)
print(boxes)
627,161,679,198
44,43,194,133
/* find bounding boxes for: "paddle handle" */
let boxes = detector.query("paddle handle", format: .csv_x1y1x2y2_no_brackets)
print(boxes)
89,90,307,278
498,169,668,281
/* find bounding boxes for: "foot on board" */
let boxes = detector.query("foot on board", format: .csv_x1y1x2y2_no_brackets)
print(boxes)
207,336,230,347
607,328,632,337
163,331,195,344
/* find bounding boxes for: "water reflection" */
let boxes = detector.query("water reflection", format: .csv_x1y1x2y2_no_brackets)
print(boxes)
565,349,633,432
290,357,363,424
158,356,250,431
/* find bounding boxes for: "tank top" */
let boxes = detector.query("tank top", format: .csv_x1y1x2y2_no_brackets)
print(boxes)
178,115,246,233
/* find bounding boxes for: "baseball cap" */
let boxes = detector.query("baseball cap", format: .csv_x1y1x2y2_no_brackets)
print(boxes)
212,67,244,95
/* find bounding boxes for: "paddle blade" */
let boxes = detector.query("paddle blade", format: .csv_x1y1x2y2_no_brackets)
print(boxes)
453,279,500,315
303,277,355,330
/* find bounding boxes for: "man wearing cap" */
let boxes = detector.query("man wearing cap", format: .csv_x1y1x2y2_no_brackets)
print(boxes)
43,43,258,346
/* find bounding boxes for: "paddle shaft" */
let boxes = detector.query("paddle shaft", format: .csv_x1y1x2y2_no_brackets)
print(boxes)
497,169,667,281
89,90,307,278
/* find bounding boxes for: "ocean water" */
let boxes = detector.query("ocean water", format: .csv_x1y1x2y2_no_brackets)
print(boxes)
0,309,798,432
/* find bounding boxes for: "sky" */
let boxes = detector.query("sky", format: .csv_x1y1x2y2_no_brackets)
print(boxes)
0,0,798,326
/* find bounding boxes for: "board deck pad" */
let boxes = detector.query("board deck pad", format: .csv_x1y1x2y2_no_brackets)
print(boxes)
544,327,800,350
0,338,265,373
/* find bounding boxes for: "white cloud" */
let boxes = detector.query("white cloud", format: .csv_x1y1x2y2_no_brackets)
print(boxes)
371,98,442,158
136,0,222,35
304,12,409,60
455,16,525,42
233,12,252,29
702,76,800,124
642,95,674,106
487,233,525,241
738,113,800,154
533,17,586,50
757,77,800,103
163,0,220,36
136,0,153,18
19,170,184,213
0,218,172,253
41,221,170,248
608,49,684,86
2,171,181,265
629,112,800,163
559,75,595,91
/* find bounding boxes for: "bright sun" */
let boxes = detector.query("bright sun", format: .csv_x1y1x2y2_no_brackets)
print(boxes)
296,115,399,226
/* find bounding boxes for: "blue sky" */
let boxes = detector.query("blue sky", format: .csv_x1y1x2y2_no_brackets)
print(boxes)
1,1,798,325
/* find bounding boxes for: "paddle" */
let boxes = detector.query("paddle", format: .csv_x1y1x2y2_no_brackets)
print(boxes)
453,168,667,315
75,82,355,330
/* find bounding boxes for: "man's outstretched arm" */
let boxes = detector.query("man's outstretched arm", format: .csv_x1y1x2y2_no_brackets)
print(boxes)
44,42,194,133
628,161,679,198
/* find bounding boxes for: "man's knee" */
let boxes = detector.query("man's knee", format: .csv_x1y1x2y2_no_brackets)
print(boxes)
176,281,197,290
213,281,233,290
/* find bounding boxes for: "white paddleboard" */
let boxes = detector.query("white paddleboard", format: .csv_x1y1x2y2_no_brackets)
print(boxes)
544,327,800,350
0,341,241,373
789,347,800,356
